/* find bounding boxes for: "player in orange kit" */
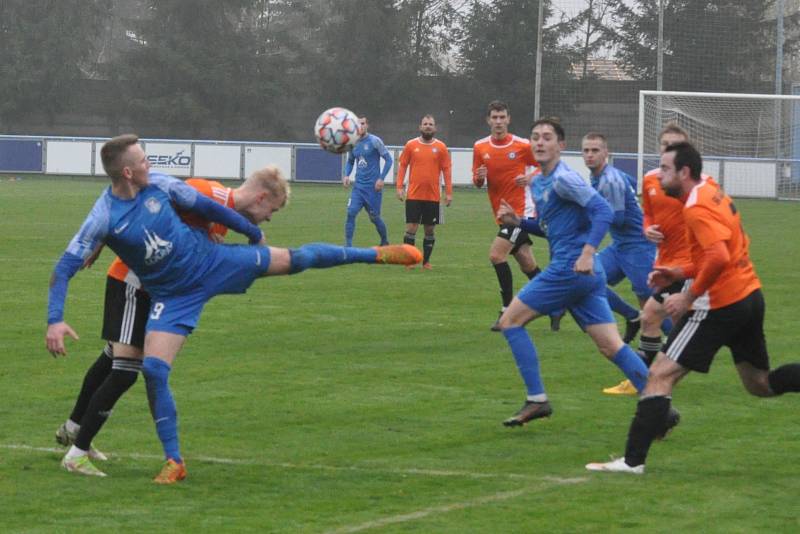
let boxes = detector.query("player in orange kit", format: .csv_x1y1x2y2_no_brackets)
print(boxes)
587,142,800,474
396,114,452,269
472,101,558,331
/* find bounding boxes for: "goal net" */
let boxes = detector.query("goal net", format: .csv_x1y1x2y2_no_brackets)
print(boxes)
638,91,800,199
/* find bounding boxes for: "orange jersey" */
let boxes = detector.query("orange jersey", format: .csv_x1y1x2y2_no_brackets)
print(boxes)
472,135,537,223
642,169,693,267
395,137,452,202
106,178,234,287
684,180,761,310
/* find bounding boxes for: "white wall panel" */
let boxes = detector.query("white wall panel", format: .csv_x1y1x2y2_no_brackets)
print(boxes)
194,144,241,179
46,141,92,175
243,145,292,181
723,162,775,198
144,142,192,177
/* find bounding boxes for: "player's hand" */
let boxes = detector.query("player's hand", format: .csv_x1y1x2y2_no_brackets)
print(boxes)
664,292,693,317
648,266,683,289
644,224,664,244
514,173,531,187
396,189,405,202
574,249,595,275
445,193,452,207
209,232,225,244
342,176,351,187
474,165,487,188
375,179,384,192
46,322,79,357
496,199,519,226
81,243,105,269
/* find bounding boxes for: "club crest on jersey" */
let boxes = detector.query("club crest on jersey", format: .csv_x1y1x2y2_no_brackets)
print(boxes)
143,229,173,266
145,197,162,214
508,152,517,159
432,148,438,153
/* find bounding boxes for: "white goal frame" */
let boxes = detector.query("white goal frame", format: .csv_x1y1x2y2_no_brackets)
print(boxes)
638,90,800,199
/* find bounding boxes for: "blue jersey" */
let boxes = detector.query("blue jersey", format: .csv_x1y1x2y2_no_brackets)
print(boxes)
591,165,652,250
345,134,392,187
48,172,262,323
529,160,612,272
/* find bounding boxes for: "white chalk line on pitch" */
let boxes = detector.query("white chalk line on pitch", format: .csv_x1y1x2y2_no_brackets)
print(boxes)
2,443,586,483
323,477,587,534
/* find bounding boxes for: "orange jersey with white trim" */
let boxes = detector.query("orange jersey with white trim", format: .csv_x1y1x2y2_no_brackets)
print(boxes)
395,137,452,202
472,135,537,223
642,169,693,267
684,180,760,310
106,178,234,287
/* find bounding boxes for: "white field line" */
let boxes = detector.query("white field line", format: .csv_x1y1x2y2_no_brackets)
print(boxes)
323,477,587,534
2,443,584,483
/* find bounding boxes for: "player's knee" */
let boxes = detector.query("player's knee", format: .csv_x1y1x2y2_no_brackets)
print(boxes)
489,251,506,264
142,357,170,386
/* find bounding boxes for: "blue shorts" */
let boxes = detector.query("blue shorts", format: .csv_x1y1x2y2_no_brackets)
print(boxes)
517,265,615,329
348,186,383,218
145,244,271,336
597,244,656,300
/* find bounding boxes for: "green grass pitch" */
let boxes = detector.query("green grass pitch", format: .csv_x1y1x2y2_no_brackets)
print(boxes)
1,177,798,533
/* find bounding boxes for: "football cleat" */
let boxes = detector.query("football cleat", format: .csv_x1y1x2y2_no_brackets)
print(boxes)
502,400,553,427
62,454,107,477
490,311,504,332
549,311,566,332
153,459,187,485
602,379,638,396
623,316,642,344
55,423,108,461
373,244,422,266
585,457,644,475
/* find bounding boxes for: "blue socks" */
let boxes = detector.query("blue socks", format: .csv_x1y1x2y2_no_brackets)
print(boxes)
142,357,181,463
611,345,649,392
289,243,377,274
606,288,640,321
371,215,389,245
344,214,356,247
502,326,546,399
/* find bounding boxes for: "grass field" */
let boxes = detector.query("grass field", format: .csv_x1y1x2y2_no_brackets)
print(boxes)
1,176,799,533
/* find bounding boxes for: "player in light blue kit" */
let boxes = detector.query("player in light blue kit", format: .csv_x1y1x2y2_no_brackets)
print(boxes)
342,116,393,246
46,134,421,483
495,119,652,428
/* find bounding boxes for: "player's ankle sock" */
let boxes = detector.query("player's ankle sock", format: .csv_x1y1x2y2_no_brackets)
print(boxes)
289,243,376,273
624,396,671,466
611,345,649,392
142,357,181,464
606,288,640,321
68,344,114,424
661,317,673,335
524,266,541,280
65,445,88,459
403,232,416,246
344,215,356,247
768,363,800,394
639,335,662,366
502,326,546,397
493,262,513,307
74,358,142,451
372,216,389,245
65,419,80,435
423,236,435,264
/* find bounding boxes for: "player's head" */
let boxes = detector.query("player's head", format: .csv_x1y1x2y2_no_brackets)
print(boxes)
530,118,566,169
358,116,369,137
419,115,437,141
101,134,150,186
486,100,510,137
660,141,703,198
581,132,609,173
237,165,291,223
659,123,689,154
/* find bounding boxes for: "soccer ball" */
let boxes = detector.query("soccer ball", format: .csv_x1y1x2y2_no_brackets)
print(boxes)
314,107,361,154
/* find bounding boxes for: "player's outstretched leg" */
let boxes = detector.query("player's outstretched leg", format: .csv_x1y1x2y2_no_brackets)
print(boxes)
288,243,421,273
501,326,552,427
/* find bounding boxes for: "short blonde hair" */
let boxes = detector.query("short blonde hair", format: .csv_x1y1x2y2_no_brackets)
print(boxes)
245,165,290,207
659,122,688,141
101,134,139,180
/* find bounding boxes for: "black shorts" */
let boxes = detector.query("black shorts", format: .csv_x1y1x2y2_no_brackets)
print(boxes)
405,199,441,225
101,277,151,350
651,280,689,303
663,289,768,373
497,225,532,255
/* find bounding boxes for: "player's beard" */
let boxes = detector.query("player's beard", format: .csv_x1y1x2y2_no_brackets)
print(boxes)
421,132,434,141
663,183,682,198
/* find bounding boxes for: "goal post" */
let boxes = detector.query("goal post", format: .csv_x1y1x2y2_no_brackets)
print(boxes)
638,90,800,199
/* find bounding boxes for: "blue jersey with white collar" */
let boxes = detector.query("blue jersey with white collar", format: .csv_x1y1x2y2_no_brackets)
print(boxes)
590,164,652,250
530,160,612,272
345,134,392,187
48,172,261,323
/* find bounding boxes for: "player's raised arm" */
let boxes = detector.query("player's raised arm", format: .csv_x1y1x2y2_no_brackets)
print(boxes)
153,174,263,244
